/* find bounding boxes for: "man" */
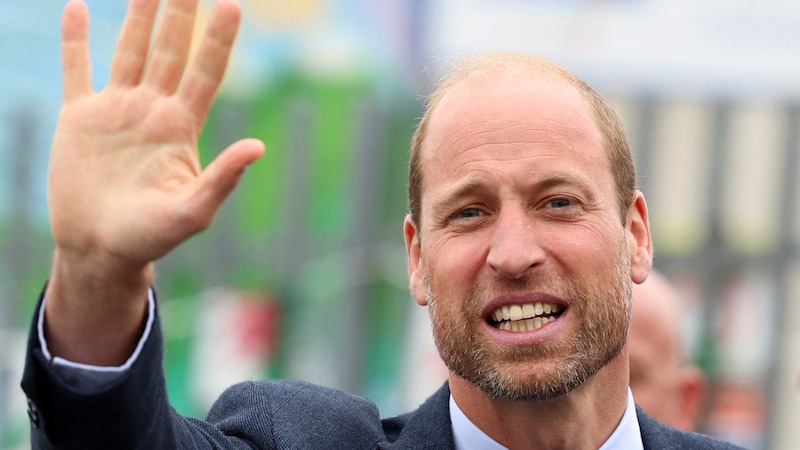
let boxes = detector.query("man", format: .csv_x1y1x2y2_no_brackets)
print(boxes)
22,0,742,448
629,271,706,431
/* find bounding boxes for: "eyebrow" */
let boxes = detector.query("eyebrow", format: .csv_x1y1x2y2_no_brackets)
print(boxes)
430,172,593,219
434,178,487,210
536,173,591,191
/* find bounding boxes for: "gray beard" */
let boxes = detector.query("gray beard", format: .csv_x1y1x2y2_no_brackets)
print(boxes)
424,245,632,401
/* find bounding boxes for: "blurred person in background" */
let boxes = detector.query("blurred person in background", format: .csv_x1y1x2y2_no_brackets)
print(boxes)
629,270,706,431
20,0,743,448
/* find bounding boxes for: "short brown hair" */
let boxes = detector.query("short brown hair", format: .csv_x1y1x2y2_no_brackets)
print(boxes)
408,52,636,227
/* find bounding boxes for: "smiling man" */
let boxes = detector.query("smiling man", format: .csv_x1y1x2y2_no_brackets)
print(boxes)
22,0,742,449
405,54,654,449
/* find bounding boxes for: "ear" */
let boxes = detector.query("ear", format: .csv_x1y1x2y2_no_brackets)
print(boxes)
404,215,428,306
627,191,653,284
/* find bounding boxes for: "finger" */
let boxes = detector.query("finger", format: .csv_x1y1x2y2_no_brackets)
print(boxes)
61,0,93,102
108,0,159,87
176,0,240,121
142,0,200,93
183,138,265,232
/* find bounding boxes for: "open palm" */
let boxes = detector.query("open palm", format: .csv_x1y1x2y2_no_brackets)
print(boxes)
49,0,264,267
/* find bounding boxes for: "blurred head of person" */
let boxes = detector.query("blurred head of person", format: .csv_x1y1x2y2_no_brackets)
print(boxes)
629,270,706,431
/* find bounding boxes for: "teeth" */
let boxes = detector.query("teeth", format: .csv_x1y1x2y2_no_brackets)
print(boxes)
490,302,562,332
522,303,535,317
499,316,552,332
509,304,523,321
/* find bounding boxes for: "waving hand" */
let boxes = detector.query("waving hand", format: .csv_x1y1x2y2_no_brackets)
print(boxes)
45,0,264,365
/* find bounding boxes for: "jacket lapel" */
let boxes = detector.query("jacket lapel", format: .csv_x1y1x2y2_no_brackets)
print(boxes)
382,382,456,449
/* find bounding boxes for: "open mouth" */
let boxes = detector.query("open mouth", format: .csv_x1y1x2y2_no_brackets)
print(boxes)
489,302,564,332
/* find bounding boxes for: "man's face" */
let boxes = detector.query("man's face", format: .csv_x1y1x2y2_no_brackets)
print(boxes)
405,74,642,401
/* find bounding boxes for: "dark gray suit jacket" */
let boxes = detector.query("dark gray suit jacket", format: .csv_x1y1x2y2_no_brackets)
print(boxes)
22,294,744,449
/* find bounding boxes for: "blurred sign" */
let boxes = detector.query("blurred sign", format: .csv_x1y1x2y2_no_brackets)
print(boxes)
428,0,800,98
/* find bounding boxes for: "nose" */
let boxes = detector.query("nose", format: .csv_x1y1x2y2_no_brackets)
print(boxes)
486,206,545,279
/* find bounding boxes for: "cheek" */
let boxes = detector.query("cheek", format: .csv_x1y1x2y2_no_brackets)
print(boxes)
425,234,487,285
550,221,623,267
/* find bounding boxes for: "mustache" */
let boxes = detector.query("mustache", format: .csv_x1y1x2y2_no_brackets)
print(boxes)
467,271,585,304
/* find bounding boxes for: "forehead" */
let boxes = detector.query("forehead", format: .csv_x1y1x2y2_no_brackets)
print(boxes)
420,73,609,188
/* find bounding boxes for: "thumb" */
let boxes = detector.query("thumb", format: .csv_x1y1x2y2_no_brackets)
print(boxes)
189,138,266,226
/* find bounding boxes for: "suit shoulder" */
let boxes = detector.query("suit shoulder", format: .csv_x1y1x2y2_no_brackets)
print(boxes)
213,379,382,419
637,406,746,449
207,379,386,449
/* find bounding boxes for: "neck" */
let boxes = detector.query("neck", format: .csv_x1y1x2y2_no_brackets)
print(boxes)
449,351,630,450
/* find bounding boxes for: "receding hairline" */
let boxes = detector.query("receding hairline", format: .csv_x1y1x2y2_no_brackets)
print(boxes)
424,52,589,113
409,51,636,227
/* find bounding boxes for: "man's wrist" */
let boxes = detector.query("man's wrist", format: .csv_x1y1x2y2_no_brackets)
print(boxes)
43,250,154,365
39,288,156,391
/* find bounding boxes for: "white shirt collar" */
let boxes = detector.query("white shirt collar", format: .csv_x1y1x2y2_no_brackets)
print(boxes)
450,388,643,450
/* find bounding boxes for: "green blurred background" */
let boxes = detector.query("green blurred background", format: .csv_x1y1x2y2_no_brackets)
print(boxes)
2,1,800,449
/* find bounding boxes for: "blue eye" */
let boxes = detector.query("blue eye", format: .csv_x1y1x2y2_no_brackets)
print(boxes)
458,208,482,218
548,198,572,208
